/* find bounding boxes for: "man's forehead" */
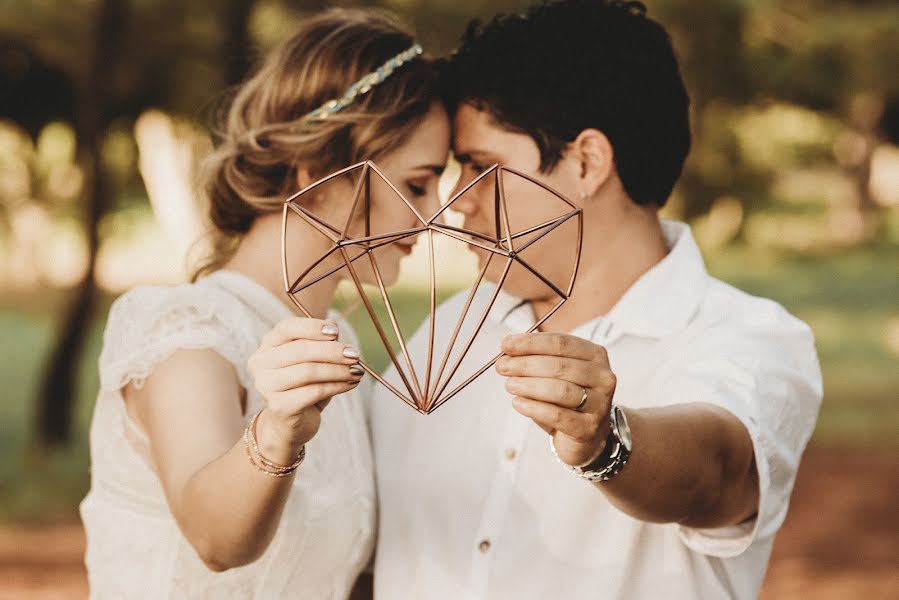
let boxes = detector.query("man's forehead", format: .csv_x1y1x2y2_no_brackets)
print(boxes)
452,104,511,155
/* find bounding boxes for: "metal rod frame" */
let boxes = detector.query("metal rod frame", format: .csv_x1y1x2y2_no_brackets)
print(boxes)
282,161,583,414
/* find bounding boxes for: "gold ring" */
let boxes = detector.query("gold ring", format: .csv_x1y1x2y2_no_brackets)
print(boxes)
575,387,588,412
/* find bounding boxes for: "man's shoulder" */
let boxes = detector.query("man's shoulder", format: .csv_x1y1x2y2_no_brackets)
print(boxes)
702,277,805,328
689,276,816,359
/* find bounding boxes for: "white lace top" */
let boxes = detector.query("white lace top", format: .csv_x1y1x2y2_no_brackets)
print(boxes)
80,270,376,599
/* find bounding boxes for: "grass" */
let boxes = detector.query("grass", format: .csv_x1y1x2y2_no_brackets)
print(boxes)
0,241,896,523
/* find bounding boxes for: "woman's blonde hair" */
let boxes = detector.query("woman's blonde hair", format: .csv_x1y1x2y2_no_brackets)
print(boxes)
193,9,441,280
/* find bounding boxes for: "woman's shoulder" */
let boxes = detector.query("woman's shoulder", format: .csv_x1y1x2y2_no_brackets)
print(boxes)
99,278,257,393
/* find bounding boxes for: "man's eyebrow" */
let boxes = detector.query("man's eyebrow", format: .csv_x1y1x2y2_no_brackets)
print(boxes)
454,151,497,164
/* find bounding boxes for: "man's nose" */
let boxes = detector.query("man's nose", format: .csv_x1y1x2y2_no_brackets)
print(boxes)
448,186,477,215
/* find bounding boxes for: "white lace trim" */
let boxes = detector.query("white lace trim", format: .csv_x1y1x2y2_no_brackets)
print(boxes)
99,282,258,395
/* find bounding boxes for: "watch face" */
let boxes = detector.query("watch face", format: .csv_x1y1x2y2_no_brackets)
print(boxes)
613,405,633,450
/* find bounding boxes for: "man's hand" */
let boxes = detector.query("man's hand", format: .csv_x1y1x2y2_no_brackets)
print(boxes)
496,332,617,467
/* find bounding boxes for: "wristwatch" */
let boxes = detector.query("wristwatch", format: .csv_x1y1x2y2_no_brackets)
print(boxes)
550,404,632,482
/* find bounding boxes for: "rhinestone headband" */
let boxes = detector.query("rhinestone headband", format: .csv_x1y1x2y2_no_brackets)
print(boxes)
304,44,424,122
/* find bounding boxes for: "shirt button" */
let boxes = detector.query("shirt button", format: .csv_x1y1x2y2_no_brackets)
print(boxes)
478,539,491,553
503,448,517,461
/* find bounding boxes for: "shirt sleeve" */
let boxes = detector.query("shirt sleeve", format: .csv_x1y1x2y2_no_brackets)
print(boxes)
98,284,256,395
663,304,822,558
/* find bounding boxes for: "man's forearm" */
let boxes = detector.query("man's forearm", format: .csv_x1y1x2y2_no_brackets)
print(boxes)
596,403,758,528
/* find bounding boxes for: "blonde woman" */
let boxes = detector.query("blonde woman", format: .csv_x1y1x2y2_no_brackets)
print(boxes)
80,10,450,598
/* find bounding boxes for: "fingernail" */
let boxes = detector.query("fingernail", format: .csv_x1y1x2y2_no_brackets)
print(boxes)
349,364,365,377
343,347,360,359
322,324,339,337
506,379,521,394
496,359,508,374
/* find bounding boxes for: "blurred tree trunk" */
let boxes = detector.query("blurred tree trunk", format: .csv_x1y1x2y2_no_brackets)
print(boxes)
845,93,884,240
223,0,256,86
35,0,129,446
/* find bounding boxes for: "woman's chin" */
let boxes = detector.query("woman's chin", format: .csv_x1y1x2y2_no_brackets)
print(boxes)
358,266,401,288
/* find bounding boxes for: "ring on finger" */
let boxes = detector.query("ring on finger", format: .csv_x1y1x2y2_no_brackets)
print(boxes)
575,386,588,412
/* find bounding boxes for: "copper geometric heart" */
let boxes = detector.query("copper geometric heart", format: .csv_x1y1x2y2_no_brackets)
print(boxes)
281,160,582,414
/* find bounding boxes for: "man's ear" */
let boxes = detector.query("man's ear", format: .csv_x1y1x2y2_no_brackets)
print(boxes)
571,128,614,198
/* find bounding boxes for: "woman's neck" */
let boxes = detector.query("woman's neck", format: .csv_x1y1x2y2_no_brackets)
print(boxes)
222,214,338,320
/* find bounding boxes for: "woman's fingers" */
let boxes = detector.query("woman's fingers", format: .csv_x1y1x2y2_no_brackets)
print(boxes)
257,362,363,394
260,317,340,348
250,320,365,448
255,339,359,370
269,380,362,415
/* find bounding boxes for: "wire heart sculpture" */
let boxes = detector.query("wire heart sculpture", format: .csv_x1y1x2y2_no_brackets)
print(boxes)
281,161,582,414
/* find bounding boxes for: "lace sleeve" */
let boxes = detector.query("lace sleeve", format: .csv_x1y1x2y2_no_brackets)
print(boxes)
98,284,256,394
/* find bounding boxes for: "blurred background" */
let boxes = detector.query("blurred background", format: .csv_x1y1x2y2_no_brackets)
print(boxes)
1,0,897,598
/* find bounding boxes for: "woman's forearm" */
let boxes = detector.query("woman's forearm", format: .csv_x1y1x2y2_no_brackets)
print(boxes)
175,411,303,571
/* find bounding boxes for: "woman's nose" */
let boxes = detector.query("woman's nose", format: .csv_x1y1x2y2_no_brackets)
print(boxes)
425,190,441,217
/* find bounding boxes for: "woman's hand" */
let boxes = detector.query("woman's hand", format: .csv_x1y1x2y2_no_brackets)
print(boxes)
248,317,364,462
496,332,617,467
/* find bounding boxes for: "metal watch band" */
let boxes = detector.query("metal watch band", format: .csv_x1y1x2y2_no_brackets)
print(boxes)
549,405,631,482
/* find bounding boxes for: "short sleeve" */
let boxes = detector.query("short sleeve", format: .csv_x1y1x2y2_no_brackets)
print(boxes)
99,284,257,394
664,303,822,558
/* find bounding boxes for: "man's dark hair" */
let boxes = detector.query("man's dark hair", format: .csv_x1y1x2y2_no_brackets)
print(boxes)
442,0,691,207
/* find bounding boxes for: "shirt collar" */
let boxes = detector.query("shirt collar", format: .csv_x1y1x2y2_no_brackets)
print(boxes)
601,220,709,342
487,220,710,343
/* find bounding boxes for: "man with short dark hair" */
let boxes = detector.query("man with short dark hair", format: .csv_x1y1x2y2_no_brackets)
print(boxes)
367,2,822,598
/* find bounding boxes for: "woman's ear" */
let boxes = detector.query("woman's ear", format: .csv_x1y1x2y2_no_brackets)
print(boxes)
571,128,614,198
296,166,315,191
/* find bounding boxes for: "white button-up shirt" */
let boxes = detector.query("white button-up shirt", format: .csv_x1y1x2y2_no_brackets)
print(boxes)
367,221,822,599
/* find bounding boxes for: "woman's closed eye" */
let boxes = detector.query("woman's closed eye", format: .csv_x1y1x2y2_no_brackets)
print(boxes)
407,181,427,197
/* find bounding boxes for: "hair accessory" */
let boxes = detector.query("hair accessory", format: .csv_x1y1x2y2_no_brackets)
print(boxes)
304,44,423,122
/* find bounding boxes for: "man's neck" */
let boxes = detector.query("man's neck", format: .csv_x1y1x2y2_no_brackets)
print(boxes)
533,203,668,334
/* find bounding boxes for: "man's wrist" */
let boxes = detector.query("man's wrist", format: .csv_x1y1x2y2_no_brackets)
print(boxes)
551,404,632,482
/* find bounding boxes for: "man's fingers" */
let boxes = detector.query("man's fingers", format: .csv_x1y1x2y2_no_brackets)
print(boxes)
502,332,605,361
511,396,602,442
496,355,600,388
505,376,586,409
261,317,339,348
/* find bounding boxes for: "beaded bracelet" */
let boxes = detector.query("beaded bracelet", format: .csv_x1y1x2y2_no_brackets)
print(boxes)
243,410,305,477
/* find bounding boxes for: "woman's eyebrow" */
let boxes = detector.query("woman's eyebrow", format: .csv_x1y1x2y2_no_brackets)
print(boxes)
410,163,447,175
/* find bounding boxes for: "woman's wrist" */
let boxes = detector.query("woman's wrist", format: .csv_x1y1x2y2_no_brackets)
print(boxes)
254,409,307,465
